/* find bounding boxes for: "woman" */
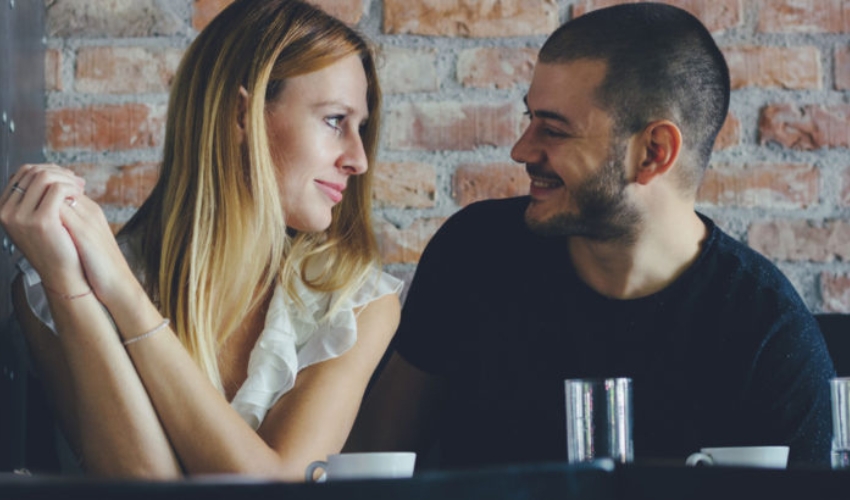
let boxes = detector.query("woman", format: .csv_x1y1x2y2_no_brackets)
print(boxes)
0,0,400,479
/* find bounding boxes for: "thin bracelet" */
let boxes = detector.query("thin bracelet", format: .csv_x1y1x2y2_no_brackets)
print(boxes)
123,318,170,347
42,283,93,300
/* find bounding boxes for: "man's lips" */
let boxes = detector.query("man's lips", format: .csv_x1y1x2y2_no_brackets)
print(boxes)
315,180,345,203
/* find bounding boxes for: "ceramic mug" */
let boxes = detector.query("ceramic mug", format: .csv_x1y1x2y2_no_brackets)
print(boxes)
685,446,789,469
304,452,416,482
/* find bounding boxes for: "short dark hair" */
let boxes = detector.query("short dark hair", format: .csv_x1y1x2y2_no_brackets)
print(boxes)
539,2,730,191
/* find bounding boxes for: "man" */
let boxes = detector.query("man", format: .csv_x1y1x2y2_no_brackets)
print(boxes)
348,3,834,467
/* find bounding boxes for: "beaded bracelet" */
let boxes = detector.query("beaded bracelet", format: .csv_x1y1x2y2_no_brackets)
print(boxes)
123,318,170,347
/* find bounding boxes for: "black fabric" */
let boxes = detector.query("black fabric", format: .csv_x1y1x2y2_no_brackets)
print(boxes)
816,314,850,376
394,196,834,469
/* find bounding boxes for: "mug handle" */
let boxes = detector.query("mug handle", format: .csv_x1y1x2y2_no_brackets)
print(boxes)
305,460,328,482
685,452,714,467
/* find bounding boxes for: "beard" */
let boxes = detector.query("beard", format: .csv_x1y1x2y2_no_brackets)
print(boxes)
524,142,641,242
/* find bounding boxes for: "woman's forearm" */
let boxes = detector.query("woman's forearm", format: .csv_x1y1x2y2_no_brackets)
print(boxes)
43,290,181,478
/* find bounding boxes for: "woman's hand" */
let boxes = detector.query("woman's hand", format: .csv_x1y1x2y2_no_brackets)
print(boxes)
58,183,144,309
0,164,88,295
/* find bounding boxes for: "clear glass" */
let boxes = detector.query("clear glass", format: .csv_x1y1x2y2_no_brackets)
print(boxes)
831,377,850,469
564,377,633,464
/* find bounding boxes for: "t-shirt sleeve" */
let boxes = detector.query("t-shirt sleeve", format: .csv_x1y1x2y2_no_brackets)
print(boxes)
746,308,835,466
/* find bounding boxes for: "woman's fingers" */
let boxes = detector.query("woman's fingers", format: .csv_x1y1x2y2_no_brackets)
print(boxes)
0,164,90,291
13,166,84,215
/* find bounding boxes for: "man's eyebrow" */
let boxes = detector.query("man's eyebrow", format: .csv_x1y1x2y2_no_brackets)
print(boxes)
523,95,571,126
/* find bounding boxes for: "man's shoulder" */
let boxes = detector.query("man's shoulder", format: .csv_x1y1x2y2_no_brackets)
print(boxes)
694,217,811,321
707,223,789,287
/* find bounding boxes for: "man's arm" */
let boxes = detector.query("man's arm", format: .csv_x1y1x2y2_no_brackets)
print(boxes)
345,352,445,455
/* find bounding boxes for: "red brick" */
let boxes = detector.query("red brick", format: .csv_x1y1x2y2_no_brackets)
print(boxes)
375,217,447,264
697,163,819,209
193,0,233,31
384,101,523,151
372,162,437,209
45,49,62,92
759,104,850,150
194,0,364,31
70,162,160,208
384,0,558,37
713,113,740,150
453,163,529,207
748,220,850,262
757,0,850,34
309,0,365,25
574,0,742,33
47,0,183,37
836,45,850,90
377,47,439,94
839,166,850,206
822,272,850,313
75,47,183,94
725,46,821,90
457,48,537,89
47,103,167,152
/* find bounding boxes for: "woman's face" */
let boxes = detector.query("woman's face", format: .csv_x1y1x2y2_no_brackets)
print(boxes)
264,53,370,233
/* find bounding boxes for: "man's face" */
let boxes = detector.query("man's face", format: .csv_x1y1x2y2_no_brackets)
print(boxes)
511,59,639,240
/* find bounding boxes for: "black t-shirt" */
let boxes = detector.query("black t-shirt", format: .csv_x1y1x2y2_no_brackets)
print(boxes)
394,196,834,468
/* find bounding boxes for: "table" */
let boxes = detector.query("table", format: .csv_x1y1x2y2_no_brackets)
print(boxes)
2,461,850,500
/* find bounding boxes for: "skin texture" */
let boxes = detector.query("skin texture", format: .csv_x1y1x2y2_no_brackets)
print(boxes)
264,54,370,233
513,60,640,242
0,54,400,480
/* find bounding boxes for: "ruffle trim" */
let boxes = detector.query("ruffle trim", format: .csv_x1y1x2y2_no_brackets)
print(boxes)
229,268,403,429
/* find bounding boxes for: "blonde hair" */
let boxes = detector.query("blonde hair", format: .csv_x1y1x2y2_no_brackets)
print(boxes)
120,0,382,391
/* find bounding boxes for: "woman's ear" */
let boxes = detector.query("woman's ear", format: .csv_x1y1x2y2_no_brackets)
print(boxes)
236,86,250,144
634,120,682,185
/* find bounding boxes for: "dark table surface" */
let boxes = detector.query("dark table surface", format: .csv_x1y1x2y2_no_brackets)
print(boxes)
2,460,850,500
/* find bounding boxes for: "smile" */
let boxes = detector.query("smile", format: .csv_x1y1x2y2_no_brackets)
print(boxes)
315,180,345,203
529,175,564,189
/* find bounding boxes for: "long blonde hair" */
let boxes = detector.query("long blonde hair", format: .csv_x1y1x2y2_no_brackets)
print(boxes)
120,0,382,391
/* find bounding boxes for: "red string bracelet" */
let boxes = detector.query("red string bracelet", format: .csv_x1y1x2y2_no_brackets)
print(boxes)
42,283,94,300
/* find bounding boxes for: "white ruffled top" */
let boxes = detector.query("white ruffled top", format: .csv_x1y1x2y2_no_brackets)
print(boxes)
18,234,403,430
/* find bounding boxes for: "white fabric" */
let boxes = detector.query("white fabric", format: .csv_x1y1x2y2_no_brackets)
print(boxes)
17,236,403,430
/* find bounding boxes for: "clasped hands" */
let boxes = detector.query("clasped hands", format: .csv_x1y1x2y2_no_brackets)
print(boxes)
0,163,137,309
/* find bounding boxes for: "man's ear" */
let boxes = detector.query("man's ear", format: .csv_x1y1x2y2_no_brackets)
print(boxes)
236,86,250,144
634,120,682,185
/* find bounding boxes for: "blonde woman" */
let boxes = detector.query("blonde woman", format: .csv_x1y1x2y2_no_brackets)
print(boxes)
0,0,400,480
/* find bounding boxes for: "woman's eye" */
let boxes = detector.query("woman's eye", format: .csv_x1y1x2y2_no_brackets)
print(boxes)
325,115,344,133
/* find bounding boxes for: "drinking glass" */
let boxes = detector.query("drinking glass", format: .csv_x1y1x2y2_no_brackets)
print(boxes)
564,377,633,464
831,377,850,469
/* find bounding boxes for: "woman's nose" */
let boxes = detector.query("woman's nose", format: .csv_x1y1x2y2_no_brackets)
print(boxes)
339,133,368,175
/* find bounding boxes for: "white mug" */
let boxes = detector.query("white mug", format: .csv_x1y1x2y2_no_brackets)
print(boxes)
685,446,789,469
304,452,416,482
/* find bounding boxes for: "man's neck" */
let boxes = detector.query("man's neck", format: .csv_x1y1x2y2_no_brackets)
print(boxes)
567,208,708,300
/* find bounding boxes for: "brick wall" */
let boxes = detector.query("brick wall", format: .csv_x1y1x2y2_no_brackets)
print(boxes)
43,0,850,312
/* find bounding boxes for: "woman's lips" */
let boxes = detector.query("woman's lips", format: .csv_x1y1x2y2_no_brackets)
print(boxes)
315,180,345,203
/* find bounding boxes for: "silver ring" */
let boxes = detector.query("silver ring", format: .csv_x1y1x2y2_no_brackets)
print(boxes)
12,185,25,194
66,197,77,208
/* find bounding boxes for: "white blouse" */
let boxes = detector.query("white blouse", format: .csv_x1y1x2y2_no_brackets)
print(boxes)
18,235,403,429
